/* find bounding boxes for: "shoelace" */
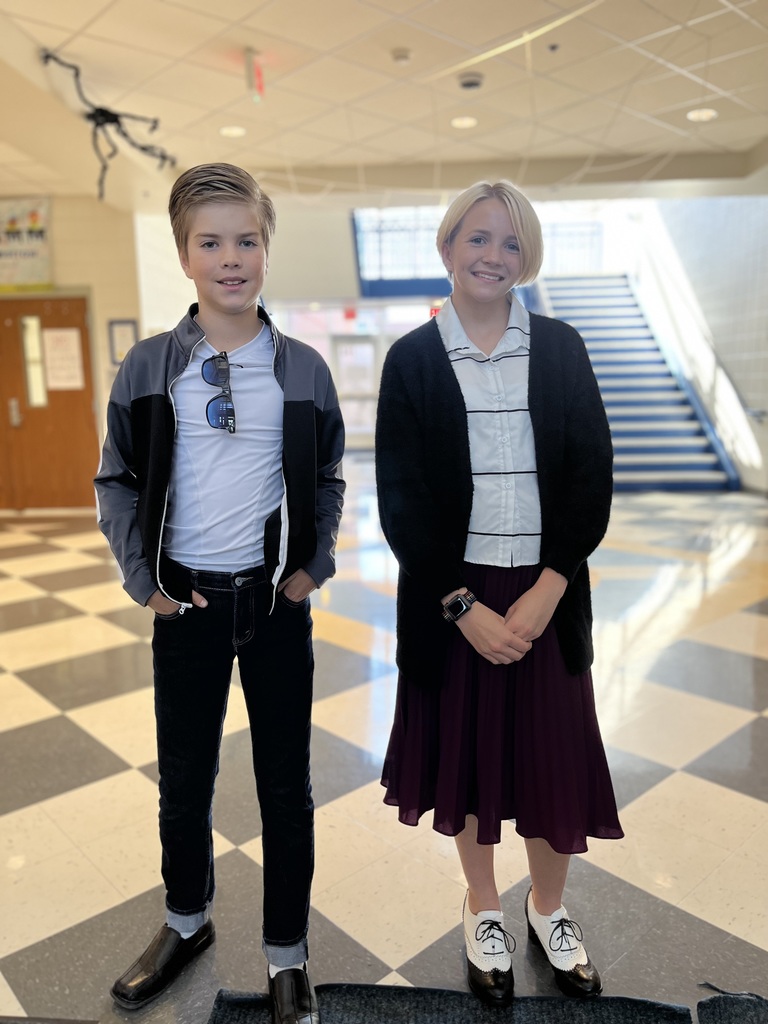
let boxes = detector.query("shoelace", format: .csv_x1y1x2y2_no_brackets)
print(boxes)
547,916,584,954
476,920,516,955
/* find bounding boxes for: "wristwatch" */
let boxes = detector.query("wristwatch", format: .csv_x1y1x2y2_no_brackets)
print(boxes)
441,590,477,622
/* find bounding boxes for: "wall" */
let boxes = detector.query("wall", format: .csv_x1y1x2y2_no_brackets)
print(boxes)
654,196,768,491
50,197,142,436
656,197,768,414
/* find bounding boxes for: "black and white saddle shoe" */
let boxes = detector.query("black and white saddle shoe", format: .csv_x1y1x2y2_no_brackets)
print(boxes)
110,920,216,1009
525,887,602,998
462,891,515,1007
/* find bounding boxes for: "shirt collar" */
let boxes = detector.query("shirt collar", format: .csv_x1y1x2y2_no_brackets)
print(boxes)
436,293,531,356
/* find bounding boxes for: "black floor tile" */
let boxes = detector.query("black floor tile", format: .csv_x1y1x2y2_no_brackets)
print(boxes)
0,543,62,560
310,724,383,808
646,640,768,712
606,747,672,810
17,642,153,710
0,717,129,814
684,718,768,803
313,640,394,700
28,563,121,592
745,598,768,616
102,605,155,639
0,597,81,633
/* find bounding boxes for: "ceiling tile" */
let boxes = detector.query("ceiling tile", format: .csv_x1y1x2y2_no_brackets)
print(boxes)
360,123,437,158
278,56,393,103
160,0,273,19
550,45,655,92
10,15,71,49
139,63,246,108
334,22,470,79
623,73,722,114
84,0,229,59
407,0,564,49
0,0,111,29
703,48,768,92
243,0,389,51
60,36,170,97
221,87,333,129
353,81,460,122
302,108,399,144
581,2,683,42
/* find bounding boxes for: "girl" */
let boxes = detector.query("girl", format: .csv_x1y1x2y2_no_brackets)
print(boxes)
375,181,623,1006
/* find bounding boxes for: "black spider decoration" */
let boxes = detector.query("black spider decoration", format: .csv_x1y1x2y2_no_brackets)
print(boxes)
41,49,176,200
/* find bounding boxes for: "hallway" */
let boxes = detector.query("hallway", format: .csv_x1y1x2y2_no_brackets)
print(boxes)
1,454,767,1021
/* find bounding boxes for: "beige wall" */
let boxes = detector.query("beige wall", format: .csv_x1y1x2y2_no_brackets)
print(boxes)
50,196,142,438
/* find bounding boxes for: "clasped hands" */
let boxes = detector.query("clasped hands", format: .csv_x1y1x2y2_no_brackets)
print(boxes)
452,568,567,667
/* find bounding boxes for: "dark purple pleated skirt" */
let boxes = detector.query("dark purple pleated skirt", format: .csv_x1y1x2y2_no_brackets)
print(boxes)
381,563,624,854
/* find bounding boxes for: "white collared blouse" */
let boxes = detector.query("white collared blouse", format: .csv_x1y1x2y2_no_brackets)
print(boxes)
435,294,542,567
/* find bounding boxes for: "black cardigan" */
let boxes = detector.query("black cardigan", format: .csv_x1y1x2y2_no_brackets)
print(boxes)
375,313,613,683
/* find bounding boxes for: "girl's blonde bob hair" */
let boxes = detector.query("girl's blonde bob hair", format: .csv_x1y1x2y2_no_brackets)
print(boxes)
169,162,276,255
436,180,543,286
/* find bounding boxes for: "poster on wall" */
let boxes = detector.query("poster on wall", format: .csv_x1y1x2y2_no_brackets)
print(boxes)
0,197,51,291
42,328,85,390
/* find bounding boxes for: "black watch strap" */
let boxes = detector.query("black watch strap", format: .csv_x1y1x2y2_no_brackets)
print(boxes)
441,590,477,622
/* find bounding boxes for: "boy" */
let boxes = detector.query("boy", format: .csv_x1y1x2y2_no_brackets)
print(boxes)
95,163,344,1024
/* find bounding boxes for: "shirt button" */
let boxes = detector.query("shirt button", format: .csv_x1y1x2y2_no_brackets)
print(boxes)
500,435,509,443
505,482,513,489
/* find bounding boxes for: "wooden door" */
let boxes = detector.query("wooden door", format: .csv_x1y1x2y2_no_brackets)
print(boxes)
0,296,99,508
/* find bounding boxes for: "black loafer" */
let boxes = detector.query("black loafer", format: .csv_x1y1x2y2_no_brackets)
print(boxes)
110,920,215,1009
525,889,602,998
269,966,320,1024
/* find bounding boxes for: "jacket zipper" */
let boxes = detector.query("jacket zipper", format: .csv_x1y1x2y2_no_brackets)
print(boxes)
156,335,206,612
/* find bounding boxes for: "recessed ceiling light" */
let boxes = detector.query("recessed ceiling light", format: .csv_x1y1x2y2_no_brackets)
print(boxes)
219,125,247,138
686,108,718,123
451,115,478,129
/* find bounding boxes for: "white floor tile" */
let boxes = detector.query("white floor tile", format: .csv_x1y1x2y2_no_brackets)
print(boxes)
311,845,465,968
0,616,137,672
0,847,124,957
0,972,25,1014
54,580,136,613
0,673,59,732
601,681,755,768
0,551,103,578
0,579,48,606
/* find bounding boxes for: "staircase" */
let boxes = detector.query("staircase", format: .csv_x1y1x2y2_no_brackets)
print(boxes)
543,274,738,492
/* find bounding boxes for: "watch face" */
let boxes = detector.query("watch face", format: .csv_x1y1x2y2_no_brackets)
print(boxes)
446,594,468,618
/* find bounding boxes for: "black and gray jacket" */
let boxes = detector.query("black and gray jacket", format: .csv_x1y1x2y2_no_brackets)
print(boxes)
95,304,345,609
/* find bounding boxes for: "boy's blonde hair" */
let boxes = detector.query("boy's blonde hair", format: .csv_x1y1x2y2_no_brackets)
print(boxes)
437,180,543,285
169,163,276,254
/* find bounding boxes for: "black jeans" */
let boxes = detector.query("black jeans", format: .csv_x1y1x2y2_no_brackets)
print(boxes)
152,563,315,965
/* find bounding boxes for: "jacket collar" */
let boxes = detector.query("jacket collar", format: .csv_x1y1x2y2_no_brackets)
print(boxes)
175,303,285,359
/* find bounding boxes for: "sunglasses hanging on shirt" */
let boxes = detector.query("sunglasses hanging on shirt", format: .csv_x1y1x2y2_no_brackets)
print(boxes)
201,351,236,433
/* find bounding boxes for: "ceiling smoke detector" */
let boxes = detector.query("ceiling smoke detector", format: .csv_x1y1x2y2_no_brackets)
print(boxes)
458,71,484,89
391,47,412,65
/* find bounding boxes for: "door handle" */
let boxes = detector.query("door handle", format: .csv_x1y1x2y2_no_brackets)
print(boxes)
8,398,22,427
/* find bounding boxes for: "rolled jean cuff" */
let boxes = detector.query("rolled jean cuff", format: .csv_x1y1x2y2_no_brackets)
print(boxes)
166,907,209,935
263,937,309,967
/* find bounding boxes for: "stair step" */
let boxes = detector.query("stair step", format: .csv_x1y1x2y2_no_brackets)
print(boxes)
613,439,711,452
608,407,697,420
602,391,688,403
614,452,719,467
589,351,668,363
610,423,702,435
593,368,671,380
